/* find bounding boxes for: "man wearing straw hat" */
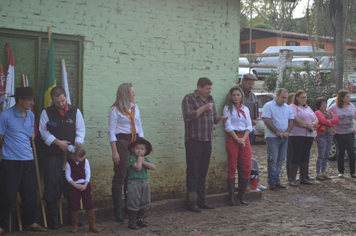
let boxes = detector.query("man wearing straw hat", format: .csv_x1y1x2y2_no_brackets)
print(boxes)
0,87,47,235
39,86,85,229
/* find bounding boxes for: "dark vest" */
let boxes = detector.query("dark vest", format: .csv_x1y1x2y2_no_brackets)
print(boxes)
68,158,86,181
45,104,77,156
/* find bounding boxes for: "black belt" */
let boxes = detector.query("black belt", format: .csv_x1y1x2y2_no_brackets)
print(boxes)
116,133,138,141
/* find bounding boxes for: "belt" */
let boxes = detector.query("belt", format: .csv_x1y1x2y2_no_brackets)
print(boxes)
234,130,246,135
116,133,138,141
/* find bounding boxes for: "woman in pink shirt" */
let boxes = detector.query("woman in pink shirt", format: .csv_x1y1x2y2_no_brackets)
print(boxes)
289,90,318,186
314,97,339,181
328,90,356,178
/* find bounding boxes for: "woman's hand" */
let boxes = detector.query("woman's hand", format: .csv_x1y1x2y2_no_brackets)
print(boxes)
112,152,120,165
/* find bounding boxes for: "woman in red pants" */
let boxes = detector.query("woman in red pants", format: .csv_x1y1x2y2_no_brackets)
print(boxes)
224,86,253,206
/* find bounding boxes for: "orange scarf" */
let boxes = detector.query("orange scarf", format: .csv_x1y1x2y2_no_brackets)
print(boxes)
125,105,137,142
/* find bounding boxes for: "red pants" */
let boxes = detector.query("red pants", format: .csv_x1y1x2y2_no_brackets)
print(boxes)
68,183,94,211
226,134,252,179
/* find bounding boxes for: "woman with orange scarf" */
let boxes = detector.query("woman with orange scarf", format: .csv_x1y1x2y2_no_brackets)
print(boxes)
108,83,144,222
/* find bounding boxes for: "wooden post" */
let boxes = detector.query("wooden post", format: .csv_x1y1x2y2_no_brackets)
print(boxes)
48,26,51,45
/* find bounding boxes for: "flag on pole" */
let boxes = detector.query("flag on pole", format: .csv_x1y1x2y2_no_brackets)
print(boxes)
36,33,56,122
0,65,5,105
2,44,15,111
61,59,71,105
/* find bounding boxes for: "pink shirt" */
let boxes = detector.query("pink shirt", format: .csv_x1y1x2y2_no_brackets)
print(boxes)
328,103,356,134
290,104,317,136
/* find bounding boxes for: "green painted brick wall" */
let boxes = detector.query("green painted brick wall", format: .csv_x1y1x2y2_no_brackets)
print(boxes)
0,0,241,202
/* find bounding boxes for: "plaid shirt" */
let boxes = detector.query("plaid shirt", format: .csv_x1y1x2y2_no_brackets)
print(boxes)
182,90,218,142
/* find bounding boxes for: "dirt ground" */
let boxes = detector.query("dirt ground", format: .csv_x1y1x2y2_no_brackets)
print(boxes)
5,140,356,236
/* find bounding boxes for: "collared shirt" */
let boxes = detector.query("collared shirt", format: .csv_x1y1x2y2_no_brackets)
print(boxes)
290,104,317,136
261,100,294,139
223,105,253,133
239,85,257,120
108,103,144,142
39,107,85,146
0,106,34,161
65,158,91,184
182,90,218,142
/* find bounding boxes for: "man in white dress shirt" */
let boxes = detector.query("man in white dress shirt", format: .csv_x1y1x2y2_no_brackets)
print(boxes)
39,86,85,229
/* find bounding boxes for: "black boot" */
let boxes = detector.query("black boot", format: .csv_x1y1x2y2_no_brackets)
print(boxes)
300,163,313,185
290,163,299,187
237,178,248,205
47,201,60,229
112,187,124,222
227,178,236,206
136,209,149,227
127,210,138,230
67,197,85,227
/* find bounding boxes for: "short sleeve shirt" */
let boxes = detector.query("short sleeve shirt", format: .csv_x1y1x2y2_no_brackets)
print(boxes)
0,106,34,160
127,155,152,179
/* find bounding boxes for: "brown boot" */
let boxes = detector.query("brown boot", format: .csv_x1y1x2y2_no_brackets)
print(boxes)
299,163,313,185
86,209,100,233
136,209,149,227
70,211,79,233
227,178,236,206
127,210,139,230
237,178,248,205
290,163,299,187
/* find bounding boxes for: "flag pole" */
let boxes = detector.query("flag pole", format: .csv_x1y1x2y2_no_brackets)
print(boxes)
22,74,48,228
48,26,51,45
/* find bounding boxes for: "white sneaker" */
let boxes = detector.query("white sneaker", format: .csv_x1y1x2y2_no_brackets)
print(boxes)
338,173,344,178
257,184,267,190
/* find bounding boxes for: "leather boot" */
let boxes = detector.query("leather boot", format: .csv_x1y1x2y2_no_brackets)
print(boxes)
300,163,313,185
47,201,60,229
70,211,78,233
237,178,248,205
227,178,236,206
290,163,299,186
136,209,149,227
112,187,124,222
67,198,85,227
127,210,139,230
87,209,100,233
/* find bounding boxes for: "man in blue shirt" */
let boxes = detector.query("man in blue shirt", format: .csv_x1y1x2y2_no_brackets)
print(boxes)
262,88,294,190
0,87,47,235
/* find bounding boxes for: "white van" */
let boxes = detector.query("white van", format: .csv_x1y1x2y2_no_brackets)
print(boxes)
251,46,324,79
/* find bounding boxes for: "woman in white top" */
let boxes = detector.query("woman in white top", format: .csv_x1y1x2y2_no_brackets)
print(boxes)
224,86,253,206
108,83,144,222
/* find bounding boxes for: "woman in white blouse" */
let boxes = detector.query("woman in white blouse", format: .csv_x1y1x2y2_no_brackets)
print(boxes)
108,83,144,222
224,86,253,206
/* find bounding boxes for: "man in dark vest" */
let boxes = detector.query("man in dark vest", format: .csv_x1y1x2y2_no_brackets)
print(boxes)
39,86,85,229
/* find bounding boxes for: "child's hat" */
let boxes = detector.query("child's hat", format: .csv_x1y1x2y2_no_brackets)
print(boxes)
128,137,152,156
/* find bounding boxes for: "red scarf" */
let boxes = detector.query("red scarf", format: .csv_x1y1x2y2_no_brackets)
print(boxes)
56,102,68,119
125,105,137,142
234,104,246,119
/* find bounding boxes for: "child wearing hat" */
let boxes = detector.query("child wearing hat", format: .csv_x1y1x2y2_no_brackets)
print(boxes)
126,137,156,230
65,143,100,233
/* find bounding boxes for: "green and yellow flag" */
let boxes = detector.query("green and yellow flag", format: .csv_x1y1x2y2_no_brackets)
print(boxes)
37,33,56,122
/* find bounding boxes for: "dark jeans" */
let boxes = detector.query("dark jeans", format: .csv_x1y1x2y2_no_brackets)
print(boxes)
0,160,38,227
43,154,66,202
185,139,212,207
290,136,314,165
335,133,355,175
286,136,292,180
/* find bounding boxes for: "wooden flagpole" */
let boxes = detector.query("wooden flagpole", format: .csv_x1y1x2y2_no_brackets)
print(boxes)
22,74,48,228
48,26,51,45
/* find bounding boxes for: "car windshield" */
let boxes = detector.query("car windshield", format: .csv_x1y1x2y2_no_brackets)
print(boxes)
292,60,315,67
256,95,274,108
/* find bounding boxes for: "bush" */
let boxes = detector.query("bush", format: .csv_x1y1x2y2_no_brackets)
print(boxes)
263,71,277,92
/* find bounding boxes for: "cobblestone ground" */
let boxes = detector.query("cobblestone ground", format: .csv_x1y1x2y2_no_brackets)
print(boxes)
6,140,356,236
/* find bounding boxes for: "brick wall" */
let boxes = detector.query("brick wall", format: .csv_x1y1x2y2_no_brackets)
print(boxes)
0,0,241,202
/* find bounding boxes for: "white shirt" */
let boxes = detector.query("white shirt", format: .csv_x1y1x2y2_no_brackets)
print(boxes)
223,105,253,133
108,103,144,142
65,158,91,183
39,108,85,146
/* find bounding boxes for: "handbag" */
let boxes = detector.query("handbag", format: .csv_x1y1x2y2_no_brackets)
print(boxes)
307,129,317,138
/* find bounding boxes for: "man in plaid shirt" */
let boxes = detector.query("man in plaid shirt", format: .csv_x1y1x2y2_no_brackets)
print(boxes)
182,77,227,213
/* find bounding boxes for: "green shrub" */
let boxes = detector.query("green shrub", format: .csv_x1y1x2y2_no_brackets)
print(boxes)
263,71,277,92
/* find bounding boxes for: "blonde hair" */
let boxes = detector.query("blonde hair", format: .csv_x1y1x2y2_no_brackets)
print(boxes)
72,143,86,158
111,83,133,113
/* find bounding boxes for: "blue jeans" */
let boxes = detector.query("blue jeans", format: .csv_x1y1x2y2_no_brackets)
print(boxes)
266,137,288,185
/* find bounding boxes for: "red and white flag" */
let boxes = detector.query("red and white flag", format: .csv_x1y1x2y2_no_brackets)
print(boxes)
61,59,71,104
2,44,15,111
0,65,5,105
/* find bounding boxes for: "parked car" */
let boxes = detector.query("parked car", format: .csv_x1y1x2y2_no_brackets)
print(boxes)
327,96,356,160
251,46,324,79
253,92,276,140
237,57,250,84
